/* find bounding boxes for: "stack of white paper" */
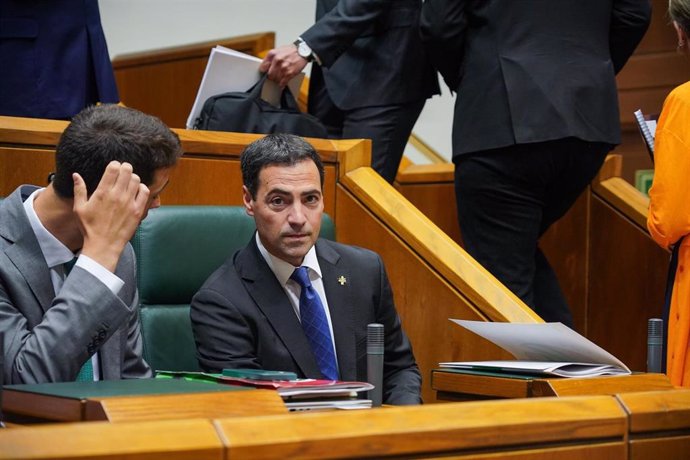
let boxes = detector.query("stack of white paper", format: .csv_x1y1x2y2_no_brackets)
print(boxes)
186,46,303,129
440,320,631,378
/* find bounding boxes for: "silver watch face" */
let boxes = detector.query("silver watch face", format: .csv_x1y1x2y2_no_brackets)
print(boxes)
297,41,311,59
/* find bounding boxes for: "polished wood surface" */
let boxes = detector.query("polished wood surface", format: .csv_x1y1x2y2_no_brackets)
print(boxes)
113,32,275,128
531,373,674,397
616,389,690,433
432,370,535,400
593,176,650,228
617,389,690,460
0,419,224,460
87,389,286,422
6,390,690,459
432,370,673,400
216,396,626,459
3,386,286,423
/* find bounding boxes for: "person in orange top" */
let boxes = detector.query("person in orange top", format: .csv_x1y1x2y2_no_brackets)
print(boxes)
647,0,690,387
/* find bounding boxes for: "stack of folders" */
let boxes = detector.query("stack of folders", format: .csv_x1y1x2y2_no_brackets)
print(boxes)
156,369,373,411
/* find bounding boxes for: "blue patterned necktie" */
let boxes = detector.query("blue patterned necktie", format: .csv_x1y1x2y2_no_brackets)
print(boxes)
64,257,94,382
291,267,339,380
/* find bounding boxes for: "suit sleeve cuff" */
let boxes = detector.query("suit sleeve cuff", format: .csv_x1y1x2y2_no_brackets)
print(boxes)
75,255,125,296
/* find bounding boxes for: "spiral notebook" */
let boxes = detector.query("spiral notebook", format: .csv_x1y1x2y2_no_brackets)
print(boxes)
634,109,657,162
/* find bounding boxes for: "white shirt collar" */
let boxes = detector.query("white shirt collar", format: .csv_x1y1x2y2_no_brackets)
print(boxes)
23,188,76,269
254,232,322,286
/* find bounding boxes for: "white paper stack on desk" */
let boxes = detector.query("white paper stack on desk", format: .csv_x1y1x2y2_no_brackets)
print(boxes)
440,320,631,378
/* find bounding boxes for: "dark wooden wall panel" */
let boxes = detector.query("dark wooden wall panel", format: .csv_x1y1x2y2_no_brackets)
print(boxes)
588,196,668,371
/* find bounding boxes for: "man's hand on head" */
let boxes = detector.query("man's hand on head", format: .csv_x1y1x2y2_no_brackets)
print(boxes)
259,44,308,88
73,161,150,272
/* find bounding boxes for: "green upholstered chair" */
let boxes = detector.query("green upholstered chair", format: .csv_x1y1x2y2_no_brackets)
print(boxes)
131,205,335,373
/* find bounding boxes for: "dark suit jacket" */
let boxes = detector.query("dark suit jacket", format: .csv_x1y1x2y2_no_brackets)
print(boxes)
420,0,651,156
191,236,422,405
0,0,119,119
301,0,439,110
0,186,151,384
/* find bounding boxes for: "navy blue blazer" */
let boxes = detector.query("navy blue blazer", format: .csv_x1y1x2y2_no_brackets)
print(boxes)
0,0,119,119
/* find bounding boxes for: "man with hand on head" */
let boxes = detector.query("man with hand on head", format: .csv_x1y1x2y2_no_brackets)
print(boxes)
191,133,421,405
0,104,182,384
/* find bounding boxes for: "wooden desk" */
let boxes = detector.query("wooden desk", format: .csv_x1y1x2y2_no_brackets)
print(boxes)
3,379,286,423
432,369,674,400
616,389,690,460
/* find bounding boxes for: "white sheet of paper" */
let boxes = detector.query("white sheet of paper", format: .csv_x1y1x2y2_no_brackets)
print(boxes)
450,319,630,372
186,45,304,129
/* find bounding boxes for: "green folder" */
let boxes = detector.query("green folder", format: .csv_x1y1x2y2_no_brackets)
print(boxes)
4,376,245,400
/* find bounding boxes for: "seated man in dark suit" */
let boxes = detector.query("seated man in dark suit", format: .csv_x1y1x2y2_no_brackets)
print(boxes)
0,104,182,384
191,133,421,405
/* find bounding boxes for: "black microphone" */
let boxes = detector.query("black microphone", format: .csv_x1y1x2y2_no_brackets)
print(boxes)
647,318,663,373
367,323,384,407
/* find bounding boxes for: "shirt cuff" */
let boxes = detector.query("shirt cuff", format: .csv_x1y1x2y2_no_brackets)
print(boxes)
75,255,125,296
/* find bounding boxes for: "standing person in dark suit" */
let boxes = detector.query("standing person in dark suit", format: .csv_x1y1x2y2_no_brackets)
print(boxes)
0,104,182,384
421,0,651,326
259,0,439,183
191,134,421,405
0,0,119,119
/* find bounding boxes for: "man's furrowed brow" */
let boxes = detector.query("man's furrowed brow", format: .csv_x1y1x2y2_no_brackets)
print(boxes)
301,188,322,197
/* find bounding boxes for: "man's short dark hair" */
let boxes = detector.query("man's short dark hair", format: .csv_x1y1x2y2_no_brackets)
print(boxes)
52,104,182,198
240,133,325,198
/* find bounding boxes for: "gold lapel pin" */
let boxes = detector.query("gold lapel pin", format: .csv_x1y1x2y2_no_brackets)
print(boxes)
337,275,347,286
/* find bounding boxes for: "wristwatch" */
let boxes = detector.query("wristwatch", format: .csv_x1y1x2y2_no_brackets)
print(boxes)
293,38,314,62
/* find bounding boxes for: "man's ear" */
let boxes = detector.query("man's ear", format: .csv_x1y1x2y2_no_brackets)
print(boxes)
242,185,254,216
675,21,688,48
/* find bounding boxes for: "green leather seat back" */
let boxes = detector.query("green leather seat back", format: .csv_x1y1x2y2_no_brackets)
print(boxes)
131,205,335,372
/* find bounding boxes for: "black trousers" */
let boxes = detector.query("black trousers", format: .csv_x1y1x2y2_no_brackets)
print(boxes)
454,138,611,327
308,67,426,183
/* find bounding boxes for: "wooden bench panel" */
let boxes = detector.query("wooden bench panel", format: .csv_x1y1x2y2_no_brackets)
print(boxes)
216,396,626,459
0,419,224,460
617,389,690,460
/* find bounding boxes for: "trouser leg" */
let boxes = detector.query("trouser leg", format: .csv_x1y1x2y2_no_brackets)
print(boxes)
340,100,426,183
454,138,609,327
308,68,426,183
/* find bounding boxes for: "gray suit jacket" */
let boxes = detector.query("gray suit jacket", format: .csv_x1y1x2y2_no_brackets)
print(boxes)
0,186,151,384
191,236,421,405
